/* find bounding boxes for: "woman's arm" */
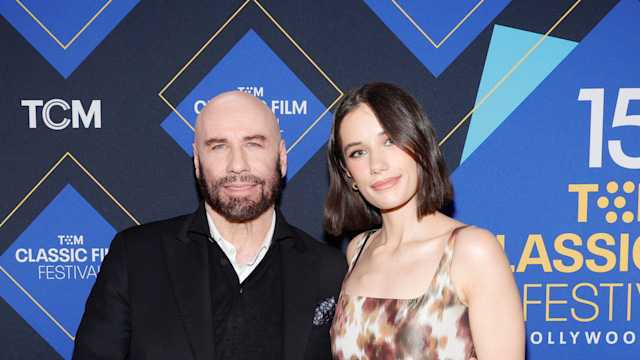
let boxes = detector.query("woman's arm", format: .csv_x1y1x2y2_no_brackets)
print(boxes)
453,227,525,360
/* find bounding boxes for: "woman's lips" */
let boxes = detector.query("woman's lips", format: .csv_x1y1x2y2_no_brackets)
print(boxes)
371,176,400,191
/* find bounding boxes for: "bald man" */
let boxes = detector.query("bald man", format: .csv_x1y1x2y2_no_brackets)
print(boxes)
74,91,347,360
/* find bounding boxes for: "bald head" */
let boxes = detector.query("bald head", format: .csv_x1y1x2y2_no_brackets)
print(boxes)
194,91,280,145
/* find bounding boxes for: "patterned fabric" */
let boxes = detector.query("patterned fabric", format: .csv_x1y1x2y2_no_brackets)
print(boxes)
330,227,475,360
314,296,338,325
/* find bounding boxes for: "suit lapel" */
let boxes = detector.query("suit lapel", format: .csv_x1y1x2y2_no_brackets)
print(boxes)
163,205,216,360
277,210,319,360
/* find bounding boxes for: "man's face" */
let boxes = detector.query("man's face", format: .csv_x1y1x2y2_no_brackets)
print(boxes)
196,155,282,223
193,92,287,223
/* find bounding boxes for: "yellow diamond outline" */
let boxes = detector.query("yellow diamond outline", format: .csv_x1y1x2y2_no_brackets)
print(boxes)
16,0,112,50
439,0,583,147
158,0,343,154
391,0,486,48
0,152,139,341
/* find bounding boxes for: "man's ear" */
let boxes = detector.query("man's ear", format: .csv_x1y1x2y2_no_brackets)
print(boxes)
279,139,288,178
192,143,200,177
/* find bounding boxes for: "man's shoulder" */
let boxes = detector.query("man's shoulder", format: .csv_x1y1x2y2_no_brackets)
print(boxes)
283,223,348,286
287,224,345,263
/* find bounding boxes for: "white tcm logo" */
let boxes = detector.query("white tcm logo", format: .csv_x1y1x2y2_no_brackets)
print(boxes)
22,99,101,130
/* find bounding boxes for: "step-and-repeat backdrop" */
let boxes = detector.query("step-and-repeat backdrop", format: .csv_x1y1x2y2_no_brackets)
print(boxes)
0,0,636,358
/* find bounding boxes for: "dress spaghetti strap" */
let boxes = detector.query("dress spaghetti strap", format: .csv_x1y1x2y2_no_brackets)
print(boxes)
346,230,376,276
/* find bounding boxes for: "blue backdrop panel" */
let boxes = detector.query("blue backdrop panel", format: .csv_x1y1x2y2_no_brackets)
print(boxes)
363,0,511,76
453,0,640,358
161,29,336,179
0,0,140,78
0,185,114,358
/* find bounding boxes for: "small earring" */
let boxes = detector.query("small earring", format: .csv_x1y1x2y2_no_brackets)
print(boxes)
352,181,359,191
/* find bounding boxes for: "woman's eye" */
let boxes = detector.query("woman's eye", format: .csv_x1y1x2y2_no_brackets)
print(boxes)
349,149,365,158
384,138,395,146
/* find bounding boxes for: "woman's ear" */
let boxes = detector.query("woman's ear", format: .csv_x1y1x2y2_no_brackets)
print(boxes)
340,161,352,178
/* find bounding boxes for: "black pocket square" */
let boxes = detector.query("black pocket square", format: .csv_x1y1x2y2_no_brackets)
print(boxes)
313,297,337,325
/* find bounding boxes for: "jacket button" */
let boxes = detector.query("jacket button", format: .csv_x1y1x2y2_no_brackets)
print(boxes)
221,259,228,266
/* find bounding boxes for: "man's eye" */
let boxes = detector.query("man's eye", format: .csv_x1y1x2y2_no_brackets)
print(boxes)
213,144,226,150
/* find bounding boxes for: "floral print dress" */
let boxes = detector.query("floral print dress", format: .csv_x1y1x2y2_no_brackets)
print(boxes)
330,227,475,360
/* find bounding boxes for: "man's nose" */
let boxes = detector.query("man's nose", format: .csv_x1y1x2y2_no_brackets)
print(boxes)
227,147,250,174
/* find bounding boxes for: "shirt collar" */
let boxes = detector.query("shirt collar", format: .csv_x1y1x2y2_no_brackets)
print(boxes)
205,210,276,253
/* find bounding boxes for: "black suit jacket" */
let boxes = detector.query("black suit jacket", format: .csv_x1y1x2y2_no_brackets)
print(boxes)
73,204,347,360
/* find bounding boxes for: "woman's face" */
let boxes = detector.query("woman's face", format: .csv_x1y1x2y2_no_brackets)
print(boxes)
339,104,419,212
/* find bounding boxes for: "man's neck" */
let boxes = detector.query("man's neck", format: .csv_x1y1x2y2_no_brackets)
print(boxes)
205,204,276,248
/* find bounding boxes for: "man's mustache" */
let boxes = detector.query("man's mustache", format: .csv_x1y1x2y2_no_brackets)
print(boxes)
215,175,266,187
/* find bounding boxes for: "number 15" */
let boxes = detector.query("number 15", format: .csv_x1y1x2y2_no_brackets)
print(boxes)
579,88,640,169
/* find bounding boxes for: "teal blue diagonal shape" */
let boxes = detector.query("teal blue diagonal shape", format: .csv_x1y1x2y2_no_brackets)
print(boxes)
461,25,577,164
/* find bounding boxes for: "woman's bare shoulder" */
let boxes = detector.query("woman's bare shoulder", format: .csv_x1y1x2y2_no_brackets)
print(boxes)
452,226,514,301
346,230,376,264
454,226,503,261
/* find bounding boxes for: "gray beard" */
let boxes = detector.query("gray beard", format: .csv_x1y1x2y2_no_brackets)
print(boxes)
196,158,282,223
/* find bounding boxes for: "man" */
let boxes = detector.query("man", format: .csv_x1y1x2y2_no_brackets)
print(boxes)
73,91,347,359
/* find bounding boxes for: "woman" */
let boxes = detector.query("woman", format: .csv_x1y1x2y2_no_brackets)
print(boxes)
324,82,524,360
